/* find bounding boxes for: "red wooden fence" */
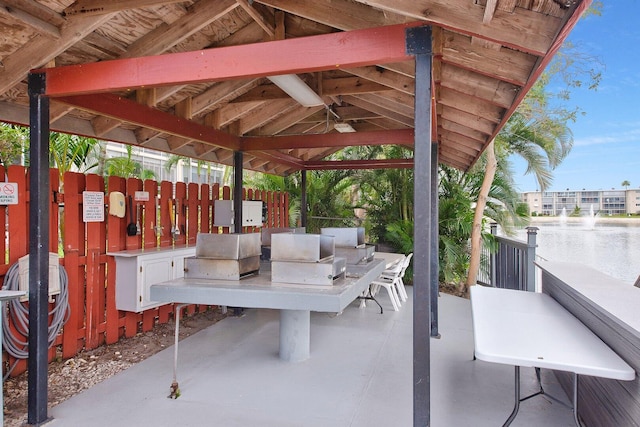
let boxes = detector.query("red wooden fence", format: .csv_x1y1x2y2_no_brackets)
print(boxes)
1,167,289,377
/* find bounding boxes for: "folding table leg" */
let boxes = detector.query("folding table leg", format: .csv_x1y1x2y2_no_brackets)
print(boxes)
503,366,521,427
572,373,584,427
502,366,583,427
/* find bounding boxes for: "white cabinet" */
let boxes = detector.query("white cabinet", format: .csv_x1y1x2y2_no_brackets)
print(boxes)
108,246,195,312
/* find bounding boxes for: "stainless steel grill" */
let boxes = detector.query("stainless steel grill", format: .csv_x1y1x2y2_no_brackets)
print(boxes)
321,227,375,265
184,233,261,280
270,234,346,286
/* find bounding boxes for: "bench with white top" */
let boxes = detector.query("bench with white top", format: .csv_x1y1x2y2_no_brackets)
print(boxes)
470,285,635,427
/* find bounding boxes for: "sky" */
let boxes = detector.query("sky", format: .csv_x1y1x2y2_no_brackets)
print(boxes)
511,2,640,192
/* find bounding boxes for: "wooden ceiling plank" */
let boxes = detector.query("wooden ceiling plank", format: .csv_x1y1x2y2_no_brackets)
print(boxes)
121,0,240,58
136,88,157,107
0,1,60,38
349,0,560,55
441,31,536,87
39,23,417,96
438,138,479,157
320,76,392,96
250,105,325,136
440,105,496,135
304,158,413,170
439,87,504,124
0,13,114,93
237,99,297,135
256,0,408,32
63,0,185,17
343,96,414,127
91,115,121,137
235,0,275,37
439,63,518,108
440,118,488,142
192,79,262,114
215,101,265,128
356,92,415,118
166,135,192,151
343,66,415,96
257,0,414,78
440,130,484,151
483,0,498,24
230,82,290,103
243,128,414,150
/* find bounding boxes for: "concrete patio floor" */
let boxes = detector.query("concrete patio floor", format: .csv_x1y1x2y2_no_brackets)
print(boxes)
45,290,576,426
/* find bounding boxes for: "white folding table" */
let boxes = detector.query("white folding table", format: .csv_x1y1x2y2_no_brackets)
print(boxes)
470,286,635,427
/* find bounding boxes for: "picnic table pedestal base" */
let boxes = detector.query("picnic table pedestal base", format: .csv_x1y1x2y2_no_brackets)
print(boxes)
279,309,310,362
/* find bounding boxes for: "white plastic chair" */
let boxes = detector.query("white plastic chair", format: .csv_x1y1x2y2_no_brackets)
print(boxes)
370,259,404,311
395,253,413,302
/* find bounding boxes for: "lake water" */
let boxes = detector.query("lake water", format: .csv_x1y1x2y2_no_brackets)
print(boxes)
512,219,640,285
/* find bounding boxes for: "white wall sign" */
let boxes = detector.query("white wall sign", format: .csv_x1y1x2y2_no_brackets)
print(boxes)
83,191,105,222
0,182,18,205
134,191,150,202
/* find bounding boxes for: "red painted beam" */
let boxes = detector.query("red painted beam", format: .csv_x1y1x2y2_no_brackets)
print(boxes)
250,150,305,170
56,94,241,151
242,129,415,151
304,158,413,170
38,23,421,97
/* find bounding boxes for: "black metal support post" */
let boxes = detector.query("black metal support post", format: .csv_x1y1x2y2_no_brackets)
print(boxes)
430,141,440,338
27,72,51,425
300,170,307,228
233,151,243,233
231,151,244,316
407,25,432,427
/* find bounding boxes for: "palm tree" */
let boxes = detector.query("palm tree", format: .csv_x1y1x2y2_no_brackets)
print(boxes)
466,102,574,290
622,180,630,190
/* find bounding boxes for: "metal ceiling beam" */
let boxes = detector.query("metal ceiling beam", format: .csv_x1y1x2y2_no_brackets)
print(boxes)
36,23,420,97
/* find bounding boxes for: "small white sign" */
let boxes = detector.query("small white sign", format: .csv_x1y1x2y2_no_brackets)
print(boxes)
83,191,105,222
0,182,18,205
134,191,150,202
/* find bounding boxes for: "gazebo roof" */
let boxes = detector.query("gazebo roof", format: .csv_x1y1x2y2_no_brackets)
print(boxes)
0,0,590,175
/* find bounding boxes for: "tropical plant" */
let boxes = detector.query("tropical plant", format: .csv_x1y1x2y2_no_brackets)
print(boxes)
104,145,156,180
0,123,27,166
352,145,414,242
48,132,100,183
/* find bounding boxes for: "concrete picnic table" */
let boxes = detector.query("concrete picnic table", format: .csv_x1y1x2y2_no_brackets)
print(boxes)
150,259,385,362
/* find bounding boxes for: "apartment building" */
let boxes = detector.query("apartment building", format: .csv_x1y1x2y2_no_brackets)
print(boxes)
521,189,640,216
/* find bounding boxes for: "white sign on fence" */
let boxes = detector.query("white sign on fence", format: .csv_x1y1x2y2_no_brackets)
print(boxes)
83,191,105,222
0,182,18,205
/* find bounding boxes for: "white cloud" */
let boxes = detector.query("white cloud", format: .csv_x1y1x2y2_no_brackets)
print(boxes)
574,125,640,146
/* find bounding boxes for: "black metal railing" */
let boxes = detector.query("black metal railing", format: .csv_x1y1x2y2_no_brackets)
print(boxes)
479,224,538,292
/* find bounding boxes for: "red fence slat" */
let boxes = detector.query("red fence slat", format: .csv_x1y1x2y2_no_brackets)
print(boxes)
1,170,288,377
